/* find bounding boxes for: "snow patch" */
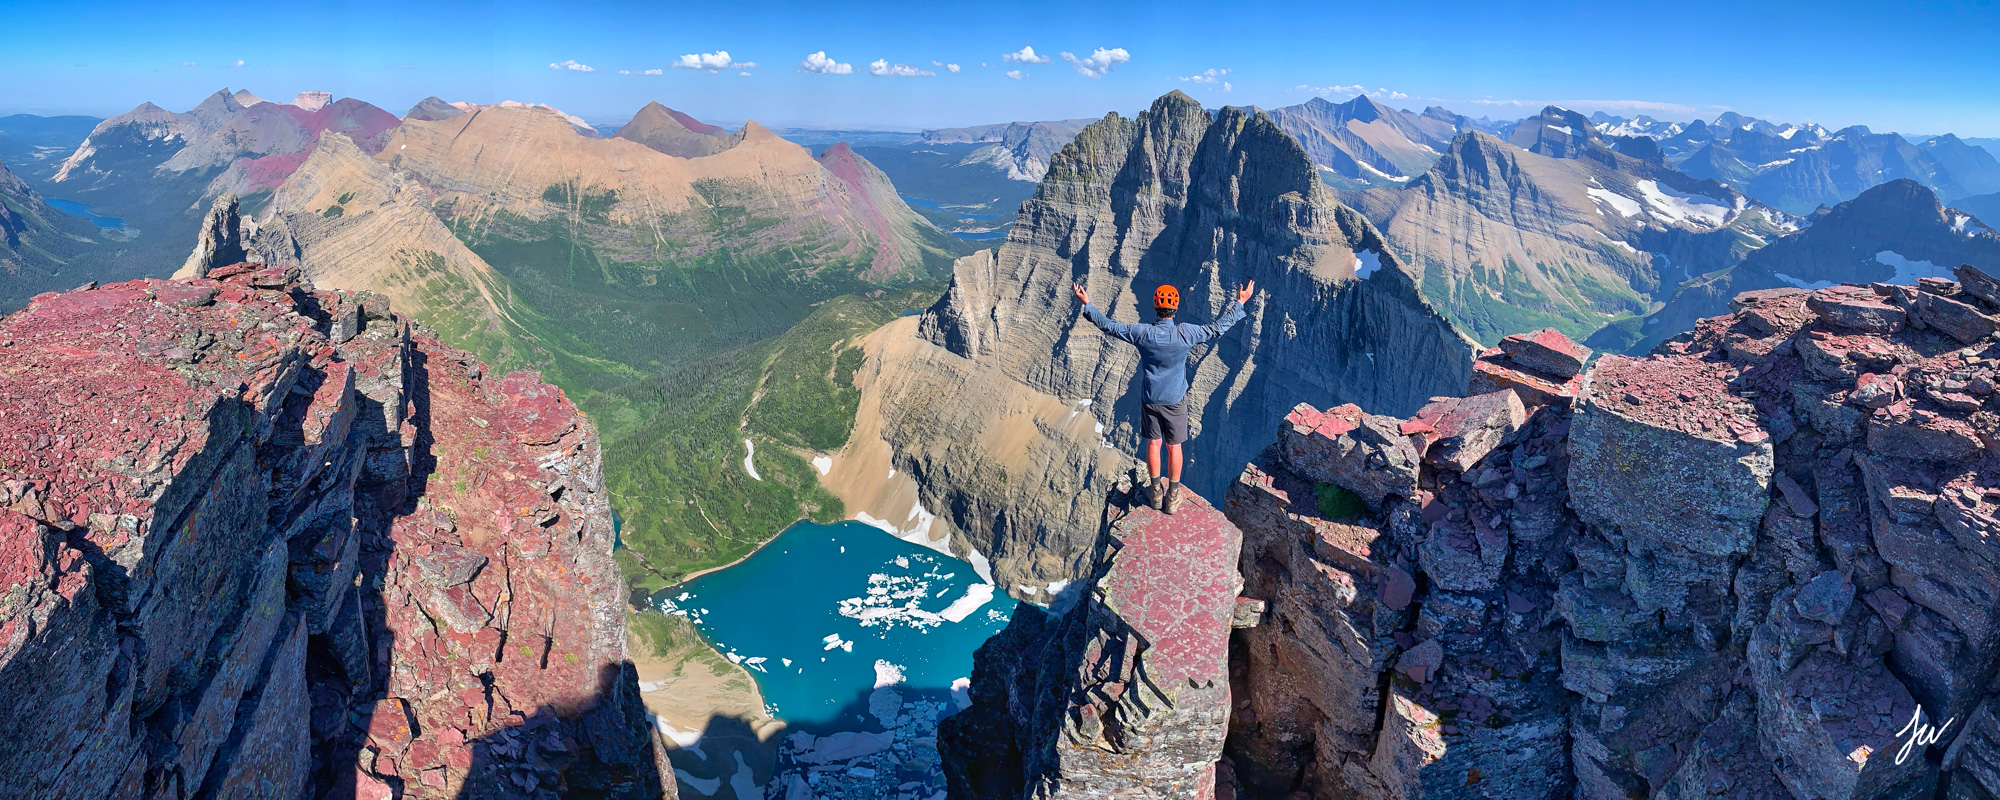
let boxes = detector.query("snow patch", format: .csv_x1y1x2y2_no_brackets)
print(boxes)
951,677,973,710
1355,250,1383,279
651,715,705,749
939,583,996,623
1634,180,1733,227
1587,187,1641,218
1755,158,1795,169
1548,125,1574,136
1773,273,1837,290
822,633,850,651
965,548,994,584
811,455,832,476
741,439,761,481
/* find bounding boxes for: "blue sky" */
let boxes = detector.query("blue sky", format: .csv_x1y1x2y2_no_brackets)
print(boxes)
3,0,1998,135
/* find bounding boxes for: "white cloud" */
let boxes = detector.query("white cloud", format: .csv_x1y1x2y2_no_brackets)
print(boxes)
549,59,595,72
180,61,197,67
672,51,753,72
1005,70,1027,80
1060,47,1129,78
947,63,961,73
928,60,964,74
868,59,934,77
739,71,752,77
798,51,852,75
1175,68,1229,84
980,61,990,68
619,68,664,75
1222,82,1232,92
1002,46,1051,64
229,59,245,68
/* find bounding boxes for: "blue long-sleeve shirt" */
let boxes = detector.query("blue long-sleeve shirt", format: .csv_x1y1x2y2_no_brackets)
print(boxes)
1080,298,1247,405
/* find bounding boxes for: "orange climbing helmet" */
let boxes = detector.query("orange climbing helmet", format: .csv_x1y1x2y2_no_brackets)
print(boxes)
1153,285,1180,310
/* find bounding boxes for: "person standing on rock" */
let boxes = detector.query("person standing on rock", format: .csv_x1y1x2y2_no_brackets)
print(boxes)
1072,279,1253,514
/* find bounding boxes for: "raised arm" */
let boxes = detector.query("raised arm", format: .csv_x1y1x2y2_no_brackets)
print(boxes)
1075,281,1143,343
1181,280,1254,344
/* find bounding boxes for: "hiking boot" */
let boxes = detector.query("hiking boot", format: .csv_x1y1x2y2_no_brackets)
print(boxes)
1162,479,1182,515
1147,476,1168,510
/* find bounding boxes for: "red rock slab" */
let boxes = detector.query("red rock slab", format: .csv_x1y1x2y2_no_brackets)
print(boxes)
1408,389,1528,472
1101,486,1242,700
1582,355,1760,443
1468,354,1582,408
1808,286,1906,334
1496,328,1592,380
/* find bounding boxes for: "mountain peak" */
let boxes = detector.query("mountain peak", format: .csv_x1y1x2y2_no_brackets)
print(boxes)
403,96,465,122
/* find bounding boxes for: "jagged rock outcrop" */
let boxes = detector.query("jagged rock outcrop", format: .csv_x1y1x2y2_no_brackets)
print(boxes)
842,90,1476,594
0,266,673,798
175,192,251,278
1215,275,2000,798
941,470,1244,798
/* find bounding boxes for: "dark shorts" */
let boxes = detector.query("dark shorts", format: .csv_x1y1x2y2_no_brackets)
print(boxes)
1140,401,1190,445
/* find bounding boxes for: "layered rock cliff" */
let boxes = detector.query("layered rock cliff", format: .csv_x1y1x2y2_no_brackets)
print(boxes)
0,265,672,797
840,91,1475,595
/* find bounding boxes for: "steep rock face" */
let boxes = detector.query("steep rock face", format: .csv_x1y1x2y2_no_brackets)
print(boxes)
845,91,1475,593
1218,275,2000,798
177,192,250,277
0,266,672,798
940,471,1244,799
954,120,1084,182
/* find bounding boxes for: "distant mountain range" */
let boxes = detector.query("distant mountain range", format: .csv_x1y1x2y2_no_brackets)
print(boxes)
1601,178,2000,353
1260,96,1509,189
1585,109,2000,213
1349,106,1798,344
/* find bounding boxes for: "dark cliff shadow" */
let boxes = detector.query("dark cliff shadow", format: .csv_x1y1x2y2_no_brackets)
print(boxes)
450,662,670,799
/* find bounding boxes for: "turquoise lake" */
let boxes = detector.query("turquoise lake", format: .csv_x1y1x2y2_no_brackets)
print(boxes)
654,520,1013,731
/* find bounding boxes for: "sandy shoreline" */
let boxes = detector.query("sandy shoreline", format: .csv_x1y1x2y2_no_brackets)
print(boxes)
647,516,807,594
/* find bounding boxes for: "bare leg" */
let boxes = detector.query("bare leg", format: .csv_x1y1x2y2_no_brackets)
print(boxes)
1167,443,1183,483
1146,438,1163,478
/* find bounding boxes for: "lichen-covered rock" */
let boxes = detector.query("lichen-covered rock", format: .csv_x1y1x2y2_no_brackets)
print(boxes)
940,472,1242,799
1279,402,1422,508
0,269,672,798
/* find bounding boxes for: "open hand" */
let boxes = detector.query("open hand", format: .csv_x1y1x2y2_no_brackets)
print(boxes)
1073,281,1089,305
1236,280,1255,305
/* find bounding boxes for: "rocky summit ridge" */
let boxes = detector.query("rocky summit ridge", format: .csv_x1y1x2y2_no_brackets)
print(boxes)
939,264,2000,799
0,265,674,798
